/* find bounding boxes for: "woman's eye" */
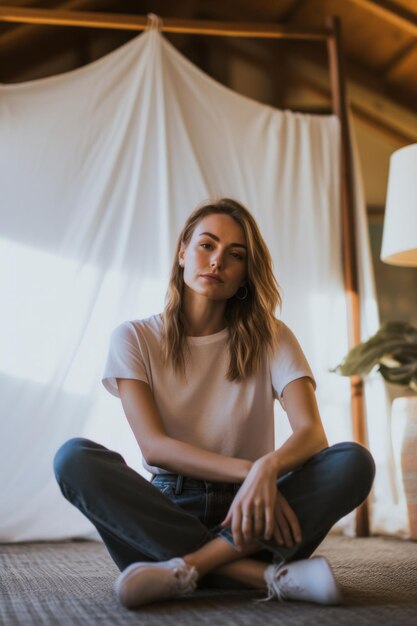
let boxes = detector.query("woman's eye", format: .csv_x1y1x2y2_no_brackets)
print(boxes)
200,243,244,260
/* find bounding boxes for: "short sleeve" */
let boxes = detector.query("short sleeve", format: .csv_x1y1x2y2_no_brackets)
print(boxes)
101,321,149,398
270,322,316,403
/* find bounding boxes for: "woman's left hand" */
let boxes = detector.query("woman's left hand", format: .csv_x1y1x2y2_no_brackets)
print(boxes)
219,454,279,550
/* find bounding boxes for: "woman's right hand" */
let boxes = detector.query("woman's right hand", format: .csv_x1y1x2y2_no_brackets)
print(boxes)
220,456,302,550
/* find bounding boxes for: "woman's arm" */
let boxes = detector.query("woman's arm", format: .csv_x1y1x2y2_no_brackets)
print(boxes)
269,376,329,476
220,376,328,549
117,378,252,483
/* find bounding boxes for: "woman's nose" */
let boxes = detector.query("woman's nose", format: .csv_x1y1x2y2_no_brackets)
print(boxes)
211,254,222,269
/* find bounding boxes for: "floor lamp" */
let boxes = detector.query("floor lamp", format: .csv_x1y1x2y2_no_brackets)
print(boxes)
381,143,417,267
381,142,417,540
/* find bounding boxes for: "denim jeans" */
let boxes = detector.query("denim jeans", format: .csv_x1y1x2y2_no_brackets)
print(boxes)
53,438,375,589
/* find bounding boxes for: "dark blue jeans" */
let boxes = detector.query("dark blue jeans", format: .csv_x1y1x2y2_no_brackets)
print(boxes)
53,438,375,589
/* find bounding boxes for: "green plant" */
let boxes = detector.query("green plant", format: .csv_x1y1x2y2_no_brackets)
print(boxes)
331,321,417,392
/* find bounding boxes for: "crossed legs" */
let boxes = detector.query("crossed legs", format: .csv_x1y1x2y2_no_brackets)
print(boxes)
53,438,375,594
184,538,268,589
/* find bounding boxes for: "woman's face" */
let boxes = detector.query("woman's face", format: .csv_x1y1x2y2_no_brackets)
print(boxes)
179,213,248,301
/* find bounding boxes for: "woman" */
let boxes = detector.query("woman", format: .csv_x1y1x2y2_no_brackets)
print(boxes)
53,198,375,610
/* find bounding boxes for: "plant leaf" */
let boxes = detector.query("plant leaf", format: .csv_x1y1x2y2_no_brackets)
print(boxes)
331,321,417,386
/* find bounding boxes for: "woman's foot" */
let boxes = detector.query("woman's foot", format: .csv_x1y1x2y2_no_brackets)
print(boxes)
256,556,343,605
115,557,199,609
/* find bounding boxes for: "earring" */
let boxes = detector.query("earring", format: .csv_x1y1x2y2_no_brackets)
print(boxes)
235,285,248,300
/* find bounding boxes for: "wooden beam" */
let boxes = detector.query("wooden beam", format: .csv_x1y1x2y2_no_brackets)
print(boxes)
383,40,417,76
327,16,370,538
279,0,307,23
0,6,330,40
0,0,114,48
347,0,417,37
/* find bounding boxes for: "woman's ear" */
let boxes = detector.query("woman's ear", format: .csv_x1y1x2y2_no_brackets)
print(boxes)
178,249,185,267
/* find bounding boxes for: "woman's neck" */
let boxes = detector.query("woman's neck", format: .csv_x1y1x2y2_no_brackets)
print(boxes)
182,288,226,337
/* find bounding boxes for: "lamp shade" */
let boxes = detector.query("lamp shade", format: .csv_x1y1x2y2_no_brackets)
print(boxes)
381,143,417,266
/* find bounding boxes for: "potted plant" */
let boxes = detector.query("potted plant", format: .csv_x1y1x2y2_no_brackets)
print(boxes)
332,320,417,539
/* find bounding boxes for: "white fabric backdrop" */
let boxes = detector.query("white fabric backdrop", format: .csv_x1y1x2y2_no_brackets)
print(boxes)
0,28,405,541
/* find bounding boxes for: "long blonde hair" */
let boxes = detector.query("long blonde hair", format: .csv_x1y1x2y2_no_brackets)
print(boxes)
161,198,282,382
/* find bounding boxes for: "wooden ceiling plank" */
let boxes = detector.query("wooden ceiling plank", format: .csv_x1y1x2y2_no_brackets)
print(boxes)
347,0,417,37
391,0,417,16
0,6,330,39
384,45,417,90
197,0,297,21
0,0,114,48
382,39,417,76
5,0,50,6
275,0,306,23
293,0,413,67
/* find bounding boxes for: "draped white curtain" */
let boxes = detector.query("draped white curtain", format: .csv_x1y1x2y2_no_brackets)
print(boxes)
0,28,406,541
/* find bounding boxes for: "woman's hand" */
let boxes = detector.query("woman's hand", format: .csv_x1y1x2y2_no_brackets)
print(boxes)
273,488,302,548
219,455,302,551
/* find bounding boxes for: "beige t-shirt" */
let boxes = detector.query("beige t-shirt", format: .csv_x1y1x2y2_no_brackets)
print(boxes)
102,313,316,475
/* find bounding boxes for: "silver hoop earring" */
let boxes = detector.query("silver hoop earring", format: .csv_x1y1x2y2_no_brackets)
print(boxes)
236,285,248,300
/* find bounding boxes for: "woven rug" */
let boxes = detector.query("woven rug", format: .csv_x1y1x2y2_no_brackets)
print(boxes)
1,535,417,625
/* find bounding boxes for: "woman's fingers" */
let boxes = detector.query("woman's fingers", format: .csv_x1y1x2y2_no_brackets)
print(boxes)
231,507,244,550
221,490,301,552
243,501,277,543
241,510,254,543
235,507,270,545
220,509,232,528
274,502,293,547
253,508,264,539
264,506,275,541
272,521,285,545
277,492,302,544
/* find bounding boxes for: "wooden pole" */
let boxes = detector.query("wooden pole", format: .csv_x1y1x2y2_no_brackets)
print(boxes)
0,6,330,39
327,16,370,537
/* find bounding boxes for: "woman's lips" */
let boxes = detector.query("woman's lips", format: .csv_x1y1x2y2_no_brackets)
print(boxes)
201,275,223,283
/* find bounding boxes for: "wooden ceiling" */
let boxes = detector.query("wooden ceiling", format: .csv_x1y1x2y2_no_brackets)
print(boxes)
1,0,416,145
